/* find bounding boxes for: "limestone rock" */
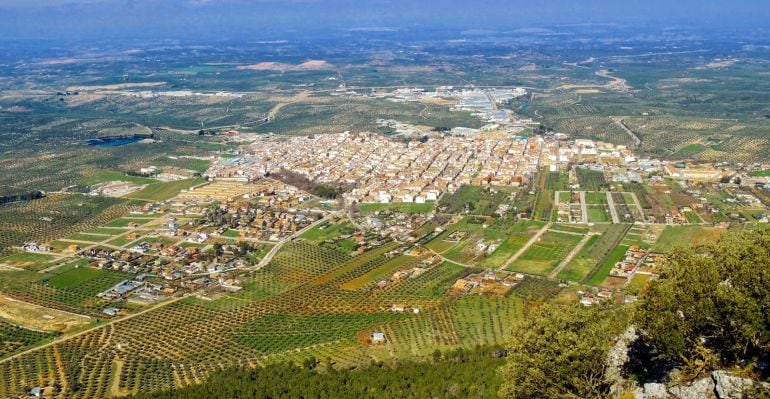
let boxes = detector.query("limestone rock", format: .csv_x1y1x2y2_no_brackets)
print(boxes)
668,377,716,399
635,382,669,399
712,370,753,399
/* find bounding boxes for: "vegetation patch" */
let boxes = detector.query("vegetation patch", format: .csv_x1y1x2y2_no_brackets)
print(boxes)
358,202,435,214
124,178,206,201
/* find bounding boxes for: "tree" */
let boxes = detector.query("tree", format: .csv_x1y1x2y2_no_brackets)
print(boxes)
498,304,627,399
634,230,770,378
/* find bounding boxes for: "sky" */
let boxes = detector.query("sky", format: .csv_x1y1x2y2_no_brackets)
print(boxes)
1,0,769,40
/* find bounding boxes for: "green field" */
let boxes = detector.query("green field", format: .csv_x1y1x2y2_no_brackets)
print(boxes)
79,171,159,186
652,225,725,253
358,202,435,214
153,157,212,173
587,206,612,223
507,230,582,275
480,221,545,268
106,236,135,247
675,143,707,157
585,192,608,204
83,227,127,236
341,255,417,290
222,229,242,238
300,221,355,242
554,235,600,281
124,178,206,201
424,217,485,254
586,244,629,286
438,186,512,216
47,267,106,289
627,273,652,293
577,169,607,191
0,252,54,267
103,218,155,228
749,170,770,177
65,233,110,243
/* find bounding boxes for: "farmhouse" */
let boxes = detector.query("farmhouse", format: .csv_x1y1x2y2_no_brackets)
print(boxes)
371,332,386,344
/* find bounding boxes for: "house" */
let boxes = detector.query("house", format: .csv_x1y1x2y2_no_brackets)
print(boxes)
580,296,596,306
371,332,386,344
391,304,406,312
103,307,120,317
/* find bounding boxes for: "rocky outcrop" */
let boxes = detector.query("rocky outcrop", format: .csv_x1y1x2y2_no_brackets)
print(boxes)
667,377,716,399
627,371,769,399
634,383,669,399
711,370,766,399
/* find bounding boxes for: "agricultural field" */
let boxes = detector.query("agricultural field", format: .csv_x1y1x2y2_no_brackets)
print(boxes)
424,216,489,264
479,220,546,268
299,220,355,242
0,293,92,333
2,30,770,399
651,225,726,253
358,202,435,214
557,224,631,283
531,171,554,221
0,239,467,397
0,319,58,359
437,185,512,217
252,95,482,136
79,171,160,186
577,168,608,191
386,295,524,357
0,252,55,270
1,262,132,317
510,277,564,301
588,244,630,288
0,194,130,254
124,178,206,202
506,230,583,276
340,255,419,291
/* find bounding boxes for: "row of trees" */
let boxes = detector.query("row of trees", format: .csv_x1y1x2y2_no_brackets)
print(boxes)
499,229,770,397
133,229,770,398
129,346,506,399
0,191,44,205
268,169,348,199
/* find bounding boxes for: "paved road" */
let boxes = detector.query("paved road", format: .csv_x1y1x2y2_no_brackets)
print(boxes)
606,192,621,224
499,223,552,270
579,191,589,224
253,215,330,270
610,116,642,148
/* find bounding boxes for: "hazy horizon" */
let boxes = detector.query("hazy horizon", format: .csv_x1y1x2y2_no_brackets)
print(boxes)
1,0,769,41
